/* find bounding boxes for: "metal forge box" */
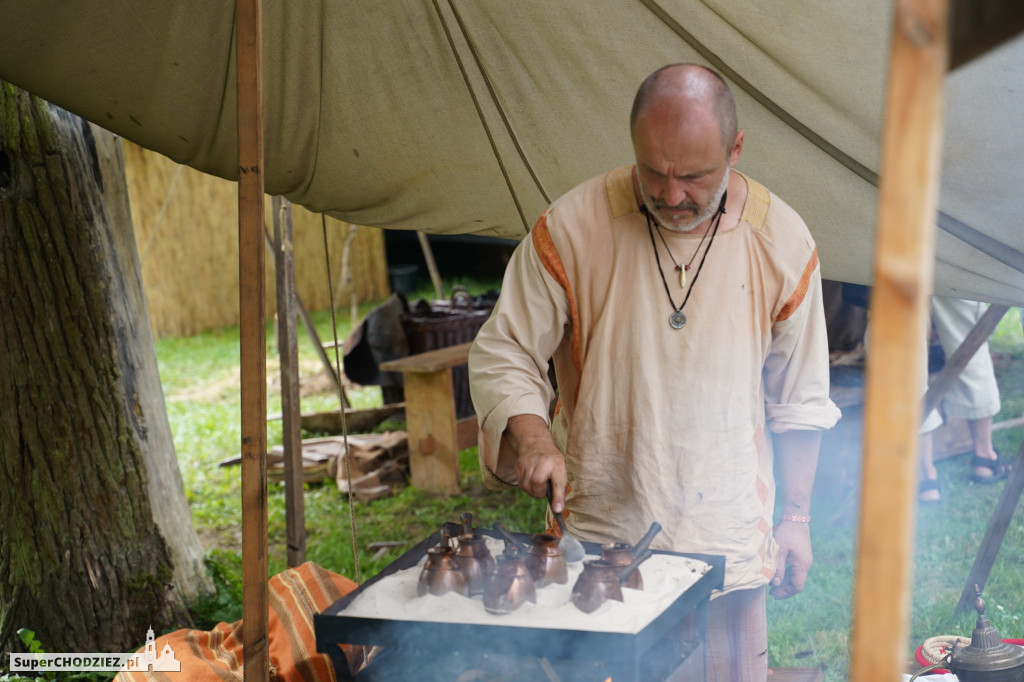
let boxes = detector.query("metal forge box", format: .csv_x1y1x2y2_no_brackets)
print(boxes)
315,527,725,681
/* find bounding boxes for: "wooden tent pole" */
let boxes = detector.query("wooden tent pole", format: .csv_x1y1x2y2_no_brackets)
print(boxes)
417,231,444,300
236,0,269,679
849,0,949,679
272,197,306,567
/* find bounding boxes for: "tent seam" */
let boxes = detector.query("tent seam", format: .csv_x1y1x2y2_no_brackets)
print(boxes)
431,0,530,233
444,0,552,206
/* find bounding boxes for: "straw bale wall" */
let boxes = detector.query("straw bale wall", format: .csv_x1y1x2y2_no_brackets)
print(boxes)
122,141,390,338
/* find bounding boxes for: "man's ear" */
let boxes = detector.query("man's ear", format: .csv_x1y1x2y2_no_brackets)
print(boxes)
729,130,745,167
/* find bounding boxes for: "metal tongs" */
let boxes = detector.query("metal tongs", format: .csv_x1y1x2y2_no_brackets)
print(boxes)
546,480,585,562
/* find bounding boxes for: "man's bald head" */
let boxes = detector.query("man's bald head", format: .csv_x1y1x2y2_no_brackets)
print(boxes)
629,64,738,153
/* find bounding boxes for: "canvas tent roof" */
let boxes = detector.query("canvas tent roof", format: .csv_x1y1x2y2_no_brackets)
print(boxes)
1,1,1022,304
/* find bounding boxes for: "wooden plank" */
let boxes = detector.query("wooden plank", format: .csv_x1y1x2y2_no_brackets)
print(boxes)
993,415,1024,432
768,668,823,682
273,197,305,568
269,404,403,435
236,0,268,679
379,342,473,373
850,0,950,680
404,369,460,494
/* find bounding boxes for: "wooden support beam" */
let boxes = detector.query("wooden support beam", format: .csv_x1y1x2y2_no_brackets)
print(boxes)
263,227,345,401
272,196,306,567
954,312,1024,614
236,0,268,679
850,0,950,680
403,369,461,494
955,438,1024,614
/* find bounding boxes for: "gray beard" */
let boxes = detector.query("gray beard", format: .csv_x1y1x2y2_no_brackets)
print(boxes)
643,168,730,233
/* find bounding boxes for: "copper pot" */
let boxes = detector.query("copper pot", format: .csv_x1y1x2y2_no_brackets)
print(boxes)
571,550,652,613
459,511,474,536
600,522,662,591
483,547,537,614
493,521,527,554
416,544,470,598
911,591,1024,682
526,533,568,587
600,544,643,590
453,532,495,596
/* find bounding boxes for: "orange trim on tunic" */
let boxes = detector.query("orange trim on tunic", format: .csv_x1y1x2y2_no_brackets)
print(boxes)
753,425,770,503
755,477,770,505
531,214,583,391
776,248,818,322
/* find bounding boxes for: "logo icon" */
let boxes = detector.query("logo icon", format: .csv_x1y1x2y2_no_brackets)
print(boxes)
123,627,180,672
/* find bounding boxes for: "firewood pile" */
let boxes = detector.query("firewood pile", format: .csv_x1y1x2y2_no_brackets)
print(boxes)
329,432,409,501
221,432,409,501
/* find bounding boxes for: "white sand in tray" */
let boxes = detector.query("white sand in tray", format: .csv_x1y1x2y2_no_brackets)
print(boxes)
341,537,712,635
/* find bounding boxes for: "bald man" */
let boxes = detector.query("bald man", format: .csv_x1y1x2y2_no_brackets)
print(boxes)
469,64,839,681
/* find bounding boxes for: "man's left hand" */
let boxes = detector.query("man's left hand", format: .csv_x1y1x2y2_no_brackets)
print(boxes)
769,520,812,599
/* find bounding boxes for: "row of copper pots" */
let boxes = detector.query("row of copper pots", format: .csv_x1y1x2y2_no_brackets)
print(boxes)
416,517,662,616
416,524,567,609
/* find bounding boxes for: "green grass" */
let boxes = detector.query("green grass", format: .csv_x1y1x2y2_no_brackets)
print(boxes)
159,296,1024,679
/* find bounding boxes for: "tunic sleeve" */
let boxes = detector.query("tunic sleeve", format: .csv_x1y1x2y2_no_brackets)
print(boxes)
468,215,572,488
763,251,842,432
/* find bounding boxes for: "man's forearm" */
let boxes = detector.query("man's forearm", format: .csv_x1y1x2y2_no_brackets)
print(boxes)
504,414,556,455
774,430,822,517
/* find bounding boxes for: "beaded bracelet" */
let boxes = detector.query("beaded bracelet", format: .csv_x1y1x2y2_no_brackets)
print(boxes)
781,513,811,523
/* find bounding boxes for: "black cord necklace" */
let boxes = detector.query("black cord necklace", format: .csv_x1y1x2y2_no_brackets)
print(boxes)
644,191,727,329
653,218,712,288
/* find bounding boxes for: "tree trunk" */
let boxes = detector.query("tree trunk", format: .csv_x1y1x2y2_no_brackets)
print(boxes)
0,82,209,655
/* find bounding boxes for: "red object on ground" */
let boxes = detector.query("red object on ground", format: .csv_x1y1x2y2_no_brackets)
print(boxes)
914,639,1024,674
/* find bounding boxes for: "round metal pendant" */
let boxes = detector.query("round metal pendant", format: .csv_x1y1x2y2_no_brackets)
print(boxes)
669,311,687,329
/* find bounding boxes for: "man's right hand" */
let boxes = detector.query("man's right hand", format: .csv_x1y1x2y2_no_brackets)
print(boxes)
505,414,567,512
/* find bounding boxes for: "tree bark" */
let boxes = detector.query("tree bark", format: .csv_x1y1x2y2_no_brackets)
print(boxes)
0,82,209,655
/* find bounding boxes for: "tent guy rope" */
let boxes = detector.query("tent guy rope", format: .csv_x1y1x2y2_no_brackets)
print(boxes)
323,213,362,585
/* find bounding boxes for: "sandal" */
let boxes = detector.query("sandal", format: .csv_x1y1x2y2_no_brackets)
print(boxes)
919,478,942,504
969,452,1012,484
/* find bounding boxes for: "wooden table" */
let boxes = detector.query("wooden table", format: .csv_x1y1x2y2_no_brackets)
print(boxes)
379,342,477,494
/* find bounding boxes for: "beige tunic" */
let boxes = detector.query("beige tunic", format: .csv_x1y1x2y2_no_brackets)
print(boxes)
468,166,841,592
